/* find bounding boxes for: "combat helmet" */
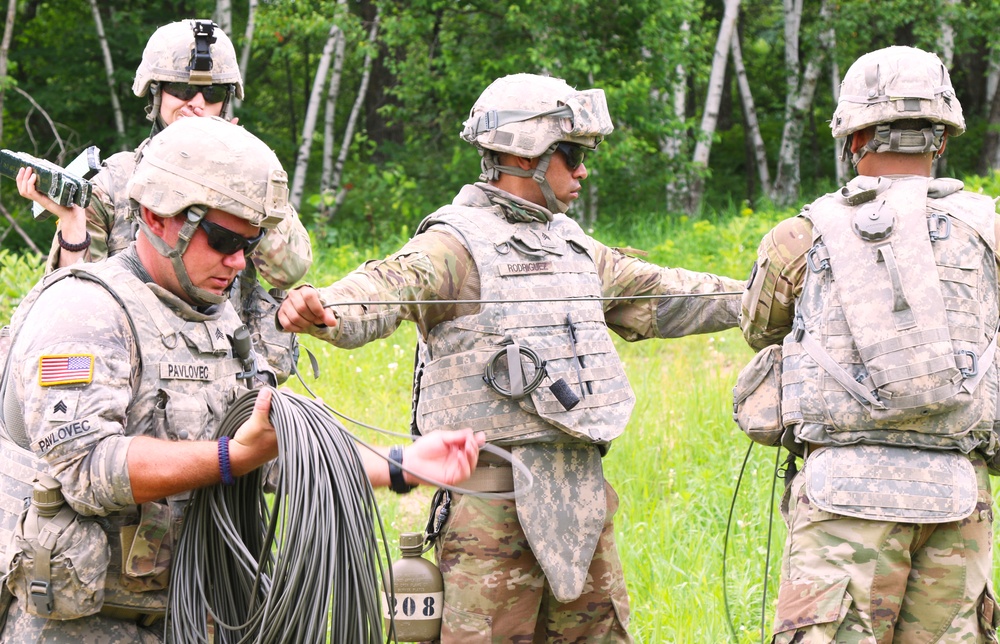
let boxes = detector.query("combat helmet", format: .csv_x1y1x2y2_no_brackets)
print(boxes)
460,73,614,213
832,46,964,166
132,19,244,123
127,116,289,305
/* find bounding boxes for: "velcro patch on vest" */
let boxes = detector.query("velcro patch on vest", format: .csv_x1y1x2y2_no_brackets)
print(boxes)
38,354,94,386
44,390,81,424
497,261,554,276
159,362,217,381
35,416,99,455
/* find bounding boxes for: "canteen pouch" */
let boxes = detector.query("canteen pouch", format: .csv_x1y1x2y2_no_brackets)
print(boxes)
118,501,173,592
733,344,784,446
8,504,109,619
805,444,977,523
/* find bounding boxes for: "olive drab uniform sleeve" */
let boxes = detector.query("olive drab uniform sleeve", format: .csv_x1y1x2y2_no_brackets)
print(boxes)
251,205,313,289
740,215,813,352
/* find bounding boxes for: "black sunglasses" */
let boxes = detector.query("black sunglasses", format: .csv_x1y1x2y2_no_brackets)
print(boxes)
198,218,265,256
161,82,232,104
555,142,587,170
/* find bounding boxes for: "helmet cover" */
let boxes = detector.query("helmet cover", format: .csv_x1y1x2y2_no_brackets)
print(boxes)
461,73,614,157
832,46,964,139
132,20,244,100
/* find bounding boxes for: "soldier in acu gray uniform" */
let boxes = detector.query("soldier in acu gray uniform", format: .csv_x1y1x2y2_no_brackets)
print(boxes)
0,116,482,642
277,73,743,643
739,46,1000,641
18,19,312,384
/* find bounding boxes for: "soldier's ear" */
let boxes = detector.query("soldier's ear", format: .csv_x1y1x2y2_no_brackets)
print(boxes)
140,206,168,237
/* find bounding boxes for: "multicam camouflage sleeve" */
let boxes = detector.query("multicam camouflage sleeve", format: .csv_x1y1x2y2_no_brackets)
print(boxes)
311,229,476,347
252,206,313,289
593,241,745,341
740,216,812,351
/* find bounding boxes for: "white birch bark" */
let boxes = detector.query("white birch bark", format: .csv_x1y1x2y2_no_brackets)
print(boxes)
329,10,381,218
936,0,958,68
770,0,831,206
731,29,770,196
320,0,349,209
656,20,689,213
686,0,740,214
88,0,126,148
235,0,257,109
829,30,850,184
215,0,233,36
0,0,16,148
290,23,341,210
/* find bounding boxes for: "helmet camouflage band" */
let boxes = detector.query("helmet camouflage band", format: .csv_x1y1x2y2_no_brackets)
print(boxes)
132,19,244,100
461,73,614,158
832,46,964,141
127,116,288,228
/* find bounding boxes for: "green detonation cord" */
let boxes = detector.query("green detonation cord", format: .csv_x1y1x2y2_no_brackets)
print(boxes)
166,387,390,644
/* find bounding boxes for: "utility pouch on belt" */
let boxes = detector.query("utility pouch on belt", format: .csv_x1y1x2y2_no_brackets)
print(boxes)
733,344,783,446
118,501,172,592
7,475,109,619
805,444,977,523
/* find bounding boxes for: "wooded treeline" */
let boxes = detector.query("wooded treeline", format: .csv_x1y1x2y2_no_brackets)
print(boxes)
2,0,999,253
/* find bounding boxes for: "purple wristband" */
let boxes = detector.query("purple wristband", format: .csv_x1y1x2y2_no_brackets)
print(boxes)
218,436,236,486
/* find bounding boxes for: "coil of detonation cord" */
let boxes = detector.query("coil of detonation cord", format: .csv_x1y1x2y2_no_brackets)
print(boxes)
166,386,529,644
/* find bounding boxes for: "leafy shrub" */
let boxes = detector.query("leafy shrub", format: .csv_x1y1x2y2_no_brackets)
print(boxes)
0,250,44,322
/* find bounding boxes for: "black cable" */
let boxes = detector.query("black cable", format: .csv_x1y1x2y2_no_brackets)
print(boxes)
722,439,755,642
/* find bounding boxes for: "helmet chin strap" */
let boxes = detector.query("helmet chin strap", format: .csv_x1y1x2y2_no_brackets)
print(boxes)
136,205,230,306
480,145,568,213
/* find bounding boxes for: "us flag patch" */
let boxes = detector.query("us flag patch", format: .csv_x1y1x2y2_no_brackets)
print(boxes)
38,354,94,386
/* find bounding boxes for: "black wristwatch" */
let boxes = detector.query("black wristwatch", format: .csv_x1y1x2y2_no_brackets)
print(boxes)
388,444,416,494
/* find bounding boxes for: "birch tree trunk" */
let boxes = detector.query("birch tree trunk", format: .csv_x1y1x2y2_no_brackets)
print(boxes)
978,66,1000,174
826,25,850,185
769,0,831,206
731,28,770,197
0,0,16,149
290,24,341,210
215,0,233,36
933,0,959,177
88,0,126,149
686,0,740,216
235,0,257,110
657,20,689,213
320,0,349,215
327,10,381,220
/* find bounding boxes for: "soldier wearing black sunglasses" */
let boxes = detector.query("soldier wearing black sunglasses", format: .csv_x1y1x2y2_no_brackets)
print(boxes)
277,73,744,644
24,19,312,386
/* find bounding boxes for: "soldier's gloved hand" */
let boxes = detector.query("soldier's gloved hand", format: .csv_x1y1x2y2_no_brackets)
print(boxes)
231,388,279,472
404,429,485,487
277,285,339,333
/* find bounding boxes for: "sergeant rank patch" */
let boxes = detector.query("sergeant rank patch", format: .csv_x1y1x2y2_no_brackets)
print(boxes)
38,354,94,386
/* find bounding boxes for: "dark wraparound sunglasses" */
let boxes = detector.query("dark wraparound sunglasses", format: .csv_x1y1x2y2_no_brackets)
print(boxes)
161,82,233,104
555,142,586,169
198,218,265,255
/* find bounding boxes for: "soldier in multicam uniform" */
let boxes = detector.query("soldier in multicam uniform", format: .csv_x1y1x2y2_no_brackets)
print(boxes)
277,72,743,643
0,116,482,641
739,46,1000,642
18,19,312,383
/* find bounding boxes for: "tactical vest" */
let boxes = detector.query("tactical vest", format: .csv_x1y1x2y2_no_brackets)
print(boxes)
0,258,247,614
783,176,1000,453
412,206,635,445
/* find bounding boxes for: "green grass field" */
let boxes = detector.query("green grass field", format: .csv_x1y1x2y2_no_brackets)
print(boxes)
5,173,1000,641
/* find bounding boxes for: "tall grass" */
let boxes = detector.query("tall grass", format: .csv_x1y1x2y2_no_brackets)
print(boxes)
5,175,1000,641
